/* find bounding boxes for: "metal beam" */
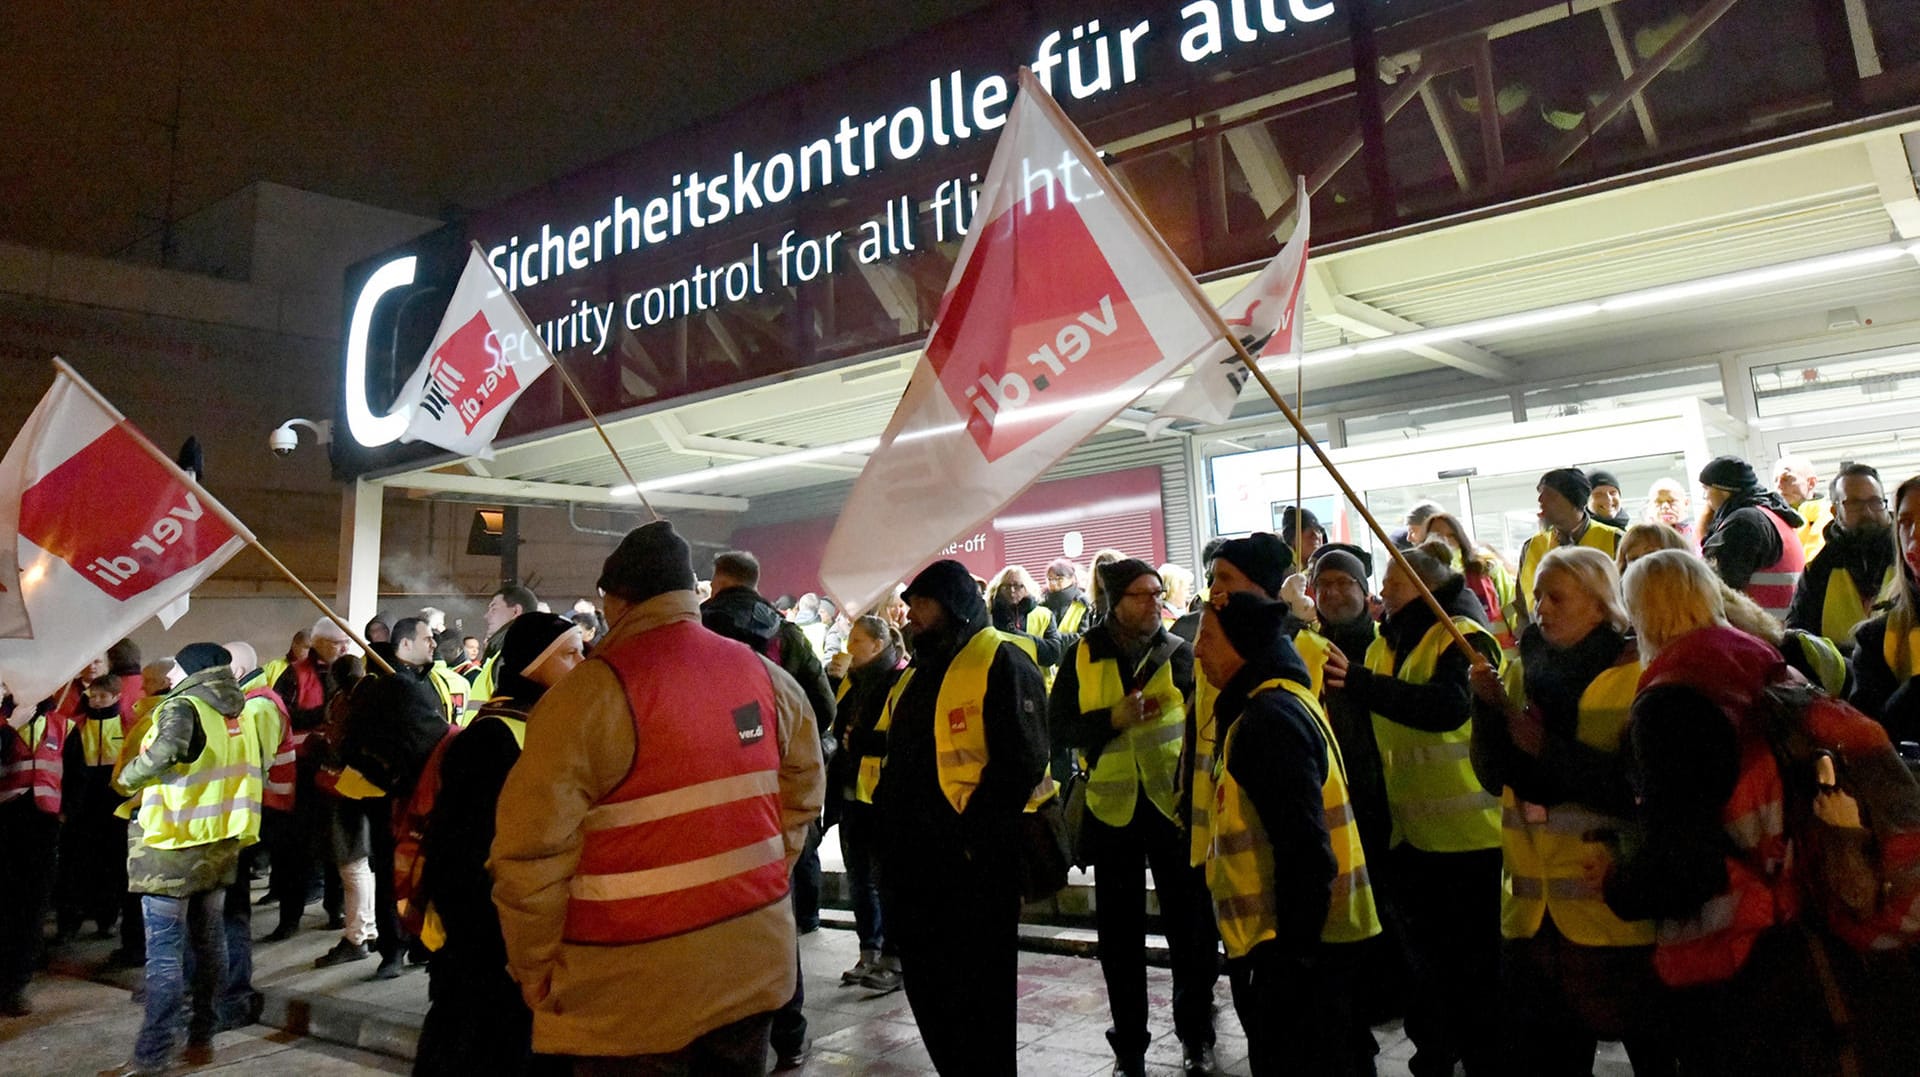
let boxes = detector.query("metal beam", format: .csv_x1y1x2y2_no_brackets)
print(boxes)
650,413,866,474
1598,4,1661,148
378,470,748,513
1303,264,1520,382
1541,0,1738,172
1866,133,1920,239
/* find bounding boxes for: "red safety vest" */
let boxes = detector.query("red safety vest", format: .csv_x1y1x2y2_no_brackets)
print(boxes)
1640,627,1797,987
564,621,789,945
0,708,70,815
1743,509,1806,621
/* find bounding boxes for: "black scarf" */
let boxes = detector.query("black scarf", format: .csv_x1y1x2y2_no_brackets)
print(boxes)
1518,622,1629,736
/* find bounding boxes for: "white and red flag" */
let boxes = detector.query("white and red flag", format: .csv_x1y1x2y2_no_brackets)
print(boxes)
0,362,249,705
820,69,1227,614
399,244,554,459
1148,177,1311,437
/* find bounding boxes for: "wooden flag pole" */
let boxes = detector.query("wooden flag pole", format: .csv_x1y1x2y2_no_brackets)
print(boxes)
547,360,662,524
1292,356,1305,573
471,242,662,524
50,359,394,674
1219,343,1484,665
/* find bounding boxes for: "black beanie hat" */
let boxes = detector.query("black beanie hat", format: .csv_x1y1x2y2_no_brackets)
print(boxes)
1097,558,1159,602
1215,591,1290,659
1310,541,1373,578
495,612,579,703
175,643,233,677
1278,507,1325,543
1309,547,1367,589
597,521,696,603
1586,469,1622,493
1212,532,1293,597
1699,455,1759,491
1538,467,1592,508
903,559,986,627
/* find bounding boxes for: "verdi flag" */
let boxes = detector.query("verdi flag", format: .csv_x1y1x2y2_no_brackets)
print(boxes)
1147,176,1311,437
0,362,248,705
820,68,1226,615
399,244,554,459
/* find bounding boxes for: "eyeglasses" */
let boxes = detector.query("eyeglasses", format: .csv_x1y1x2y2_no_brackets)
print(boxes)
1121,588,1166,602
1840,497,1888,510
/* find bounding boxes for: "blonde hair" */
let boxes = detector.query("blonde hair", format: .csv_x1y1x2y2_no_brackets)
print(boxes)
1535,546,1629,633
1616,522,1690,572
989,565,1041,606
1159,563,1194,611
1621,549,1726,658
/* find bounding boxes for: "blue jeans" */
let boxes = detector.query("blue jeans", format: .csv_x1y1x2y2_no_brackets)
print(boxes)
136,890,227,1068
837,800,890,955
219,850,259,1029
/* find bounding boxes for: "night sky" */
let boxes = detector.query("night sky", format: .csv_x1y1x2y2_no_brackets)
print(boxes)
1,0,992,257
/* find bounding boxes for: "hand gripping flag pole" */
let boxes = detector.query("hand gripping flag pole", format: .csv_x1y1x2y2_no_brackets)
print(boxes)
50,358,396,674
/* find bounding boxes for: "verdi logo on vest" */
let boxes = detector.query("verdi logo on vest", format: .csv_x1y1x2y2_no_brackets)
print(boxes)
925,165,1156,464
732,700,766,745
17,425,238,602
418,311,523,435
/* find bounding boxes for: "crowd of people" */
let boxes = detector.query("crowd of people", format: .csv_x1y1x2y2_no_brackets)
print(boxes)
4,448,1920,1076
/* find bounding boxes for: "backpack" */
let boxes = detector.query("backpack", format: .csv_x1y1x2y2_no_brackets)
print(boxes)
1754,683,1920,951
393,710,527,948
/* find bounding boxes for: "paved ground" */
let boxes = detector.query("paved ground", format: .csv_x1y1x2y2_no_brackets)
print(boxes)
5,885,1632,1076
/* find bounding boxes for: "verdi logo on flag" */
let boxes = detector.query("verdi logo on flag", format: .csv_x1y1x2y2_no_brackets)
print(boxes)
399,245,554,459
17,426,235,602
927,170,1160,463
818,69,1229,616
417,312,523,435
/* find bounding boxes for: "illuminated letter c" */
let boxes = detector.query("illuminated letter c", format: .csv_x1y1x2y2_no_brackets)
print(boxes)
343,256,418,448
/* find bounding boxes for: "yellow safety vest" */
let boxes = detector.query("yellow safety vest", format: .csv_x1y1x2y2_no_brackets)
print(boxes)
135,695,264,850
1076,641,1187,828
260,658,289,692
430,664,472,726
1791,631,1848,697
1514,522,1624,623
467,653,498,711
1188,628,1335,869
1025,607,1054,636
1498,659,1654,946
1058,598,1090,636
1884,614,1920,683
1797,499,1830,562
1367,617,1502,853
1188,670,1223,868
79,713,125,768
863,628,1045,813
1208,677,1381,958
1823,566,1893,649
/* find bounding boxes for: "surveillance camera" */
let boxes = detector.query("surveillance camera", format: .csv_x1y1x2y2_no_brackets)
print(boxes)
269,425,299,457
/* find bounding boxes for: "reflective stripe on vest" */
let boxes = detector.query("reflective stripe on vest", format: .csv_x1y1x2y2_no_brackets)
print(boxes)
564,622,788,945
1499,659,1653,946
1742,510,1806,620
1076,640,1186,827
1822,567,1890,648
1649,707,1795,987
242,689,296,812
1207,677,1380,957
868,628,1037,815
137,695,264,850
0,711,65,814
1367,618,1502,853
